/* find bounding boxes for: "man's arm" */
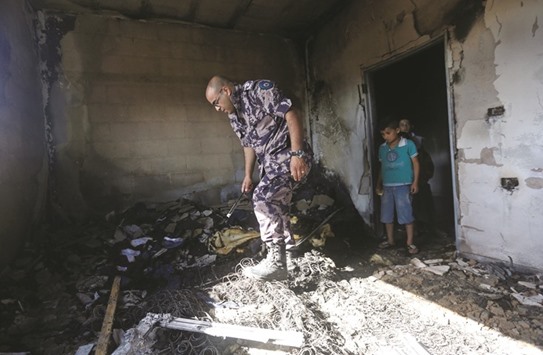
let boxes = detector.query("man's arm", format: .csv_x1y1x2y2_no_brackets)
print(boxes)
285,108,308,182
285,109,304,151
242,147,256,192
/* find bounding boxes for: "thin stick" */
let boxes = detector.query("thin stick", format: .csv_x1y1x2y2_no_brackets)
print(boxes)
95,275,122,355
295,208,342,247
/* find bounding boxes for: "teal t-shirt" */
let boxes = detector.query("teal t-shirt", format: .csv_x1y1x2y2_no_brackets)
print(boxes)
379,137,418,186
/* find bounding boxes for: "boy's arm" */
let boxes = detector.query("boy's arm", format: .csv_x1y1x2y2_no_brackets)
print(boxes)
376,150,383,195
376,169,383,195
411,155,420,194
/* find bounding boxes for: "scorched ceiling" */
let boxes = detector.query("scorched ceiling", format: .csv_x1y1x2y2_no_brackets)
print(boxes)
27,0,351,40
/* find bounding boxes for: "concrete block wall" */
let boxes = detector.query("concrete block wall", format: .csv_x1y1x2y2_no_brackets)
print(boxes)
0,0,47,266
45,13,305,217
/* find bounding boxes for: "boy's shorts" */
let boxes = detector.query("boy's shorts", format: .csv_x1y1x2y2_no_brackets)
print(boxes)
380,185,414,225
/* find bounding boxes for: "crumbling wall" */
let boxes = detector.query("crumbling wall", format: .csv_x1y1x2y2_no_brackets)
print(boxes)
39,12,304,218
307,0,467,224
0,0,47,266
309,0,543,270
454,0,543,270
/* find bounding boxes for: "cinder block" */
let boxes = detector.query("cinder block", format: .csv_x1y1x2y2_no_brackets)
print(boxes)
101,55,159,75
157,22,192,42
91,123,112,142
184,122,234,138
87,84,108,103
170,171,205,186
108,122,150,141
104,83,147,104
132,174,172,193
201,137,233,154
94,141,131,159
109,157,143,174
203,169,232,186
139,157,187,175
131,140,169,158
159,122,191,139
167,138,202,156
74,15,109,35
186,154,219,171
88,104,128,122
110,37,172,58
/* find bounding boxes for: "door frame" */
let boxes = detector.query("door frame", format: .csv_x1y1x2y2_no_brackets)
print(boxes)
360,35,459,241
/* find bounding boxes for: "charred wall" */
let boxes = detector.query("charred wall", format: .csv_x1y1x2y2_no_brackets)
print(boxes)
0,0,47,266
308,0,543,271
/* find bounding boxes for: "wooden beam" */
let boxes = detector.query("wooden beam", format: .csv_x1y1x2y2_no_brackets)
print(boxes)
95,275,122,355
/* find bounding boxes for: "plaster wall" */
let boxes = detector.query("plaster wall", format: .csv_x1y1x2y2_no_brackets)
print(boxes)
0,1,47,266
455,0,543,270
42,13,304,217
309,0,543,270
307,0,438,224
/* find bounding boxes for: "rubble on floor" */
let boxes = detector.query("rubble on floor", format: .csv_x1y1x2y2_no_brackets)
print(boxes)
1,182,542,354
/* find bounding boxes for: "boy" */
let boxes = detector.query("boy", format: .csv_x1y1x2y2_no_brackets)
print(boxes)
399,118,423,150
376,120,420,254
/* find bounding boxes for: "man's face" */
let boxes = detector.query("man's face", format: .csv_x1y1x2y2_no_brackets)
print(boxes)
207,87,235,114
381,127,400,144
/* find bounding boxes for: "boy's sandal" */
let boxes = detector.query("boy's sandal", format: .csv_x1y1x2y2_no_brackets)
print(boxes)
378,241,395,249
407,244,419,255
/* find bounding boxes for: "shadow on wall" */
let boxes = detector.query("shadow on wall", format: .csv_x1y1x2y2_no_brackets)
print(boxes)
49,133,242,222
72,150,239,221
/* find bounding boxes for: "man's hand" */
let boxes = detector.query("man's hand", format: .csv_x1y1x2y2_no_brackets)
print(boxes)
410,182,419,194
290,156,308,182
241,176,253,193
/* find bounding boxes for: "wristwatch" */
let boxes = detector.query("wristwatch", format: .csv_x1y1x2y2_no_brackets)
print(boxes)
289,149,306,158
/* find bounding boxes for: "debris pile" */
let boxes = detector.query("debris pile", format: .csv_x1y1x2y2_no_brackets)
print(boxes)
372,246,543,347
0,178,348,354
0,176,542,354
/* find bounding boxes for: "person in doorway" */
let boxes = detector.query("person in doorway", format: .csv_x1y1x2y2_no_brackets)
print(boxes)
376,120,420,255
205,75,313,281
399,118,424,149
399,118,436,237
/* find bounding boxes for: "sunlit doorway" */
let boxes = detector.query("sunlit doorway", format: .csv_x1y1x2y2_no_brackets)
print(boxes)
365,39,456,242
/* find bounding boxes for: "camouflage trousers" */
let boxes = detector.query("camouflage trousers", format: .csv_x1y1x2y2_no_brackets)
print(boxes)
253,166,311,250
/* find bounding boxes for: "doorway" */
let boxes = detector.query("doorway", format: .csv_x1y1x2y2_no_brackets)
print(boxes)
365,40,456,240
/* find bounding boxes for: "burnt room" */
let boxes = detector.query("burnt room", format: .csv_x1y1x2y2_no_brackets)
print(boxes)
1,0,543,354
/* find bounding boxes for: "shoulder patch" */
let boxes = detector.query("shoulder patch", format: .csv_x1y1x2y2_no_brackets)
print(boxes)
258,80,274,90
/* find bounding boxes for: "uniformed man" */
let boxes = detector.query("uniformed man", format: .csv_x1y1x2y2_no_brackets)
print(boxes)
205,75,313,281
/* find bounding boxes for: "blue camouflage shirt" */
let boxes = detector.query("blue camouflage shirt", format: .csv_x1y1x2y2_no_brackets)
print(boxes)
228,80,310,178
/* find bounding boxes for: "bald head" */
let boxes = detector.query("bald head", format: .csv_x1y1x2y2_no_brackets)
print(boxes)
206,76,230,99
205,75,236,114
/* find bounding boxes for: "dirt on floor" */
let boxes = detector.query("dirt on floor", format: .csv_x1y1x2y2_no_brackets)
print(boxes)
1,175,542,355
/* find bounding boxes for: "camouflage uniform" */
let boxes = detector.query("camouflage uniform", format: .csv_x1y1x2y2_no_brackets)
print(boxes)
228,80,313,249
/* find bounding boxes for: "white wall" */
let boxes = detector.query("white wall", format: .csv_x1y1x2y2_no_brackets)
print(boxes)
309,0,543,270
455,0,543,270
